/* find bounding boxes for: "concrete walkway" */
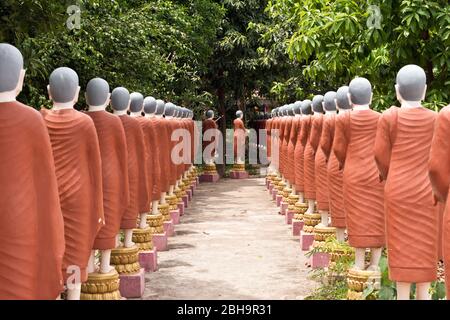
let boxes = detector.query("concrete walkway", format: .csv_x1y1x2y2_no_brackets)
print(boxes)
142,178,317,300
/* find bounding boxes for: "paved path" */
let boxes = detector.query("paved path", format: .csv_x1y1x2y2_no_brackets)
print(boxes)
142,178,317,300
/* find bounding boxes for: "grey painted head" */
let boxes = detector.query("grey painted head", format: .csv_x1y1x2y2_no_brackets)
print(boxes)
49,67,79,103
301,100,313,115
142,96,156,114
0,43,24,92
396,64,427,101
165,103,176,117
349,77,372,105
293,101,302,115
287,104,295,116
155,99,165,115
129,92,144,113
236,110,243,118
111,87,130,111
323,91,337,112
336,86,351,110
86,78,110,107
312,95,324,113
206,110,214,119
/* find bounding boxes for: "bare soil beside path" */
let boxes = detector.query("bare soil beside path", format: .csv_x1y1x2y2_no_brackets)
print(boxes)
142,178,318,300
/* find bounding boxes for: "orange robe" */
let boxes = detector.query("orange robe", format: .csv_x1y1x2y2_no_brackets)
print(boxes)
279,118,287,176
321,114,346,228
334,109,385,248
294,117,305,192
202,118,218,163
87,111,129,249
286,117,298,185
429,105,450,297
303,116,315,200
149,117,171,194
118,115,149,228
375,106,438,283
137,117,161,201
0,101,65,299
233,118,246,161
41,108,104,283
311,114,329,211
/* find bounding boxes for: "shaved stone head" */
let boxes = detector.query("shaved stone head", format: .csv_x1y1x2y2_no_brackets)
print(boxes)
323,91,337,112
236,110,243,118
129,92,143,113
336,86,351,110
142,97,156,114
301,100,312,115
287,104,295,116
349,77,372,105
293,101,302,115
312,95,324,113
49,67,79,103
155,99,165,115
86,78,109,107
111,87,130,111
206,110,214,119
396,64,427,101
0,43,24,92
165,103,176,117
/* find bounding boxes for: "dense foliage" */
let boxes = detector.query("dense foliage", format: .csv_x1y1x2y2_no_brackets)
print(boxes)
262,0,450,110
0,0,448,113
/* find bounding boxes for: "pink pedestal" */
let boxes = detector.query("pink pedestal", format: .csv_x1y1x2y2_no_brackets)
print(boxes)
119,268,145,298
268,184,274,194
190,185,195,195
301,232,314,251
285,210,295,224
178,202,185,216
292,220,304,237
139,249,158,272
230,171,249,179
199,173,220,183
266,179,269,189
280,202,288,215
272,189,277,201
152,233,168,252
170,210,180,224
163,221,175,237
182,195,189,208
187,190,192,201
310,252,330,269
276,195,283,207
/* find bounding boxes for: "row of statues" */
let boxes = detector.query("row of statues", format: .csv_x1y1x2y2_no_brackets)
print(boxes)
266,64,450,300
0,43,198,299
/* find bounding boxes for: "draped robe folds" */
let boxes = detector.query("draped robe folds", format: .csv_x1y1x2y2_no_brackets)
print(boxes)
137,117,161,201
303,116,316,200
286,118,298,185
233,118,246,161
320,114,346,228
118,115,149,228
374,107,439,283
41,108,104,283
0,101,65,299
428,105,450,297
294,117,305,192
311,114,329,211
202,119,218,164
149,117,171,194
333,109,385,248
86,111,129,249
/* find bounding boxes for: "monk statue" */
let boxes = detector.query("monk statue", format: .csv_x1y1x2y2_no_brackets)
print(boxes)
303,96,323,215
312,92,334,227
321,86,350,241
234,110,246,165
375,65,439,299
203,110,219,166
114,92,150,230
290,101,302,198
86,82,130,273
0,43,65,300
164,102,180,195
41,67,104,300
145,99,171,211
429,103,450,299
334,77,385,271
